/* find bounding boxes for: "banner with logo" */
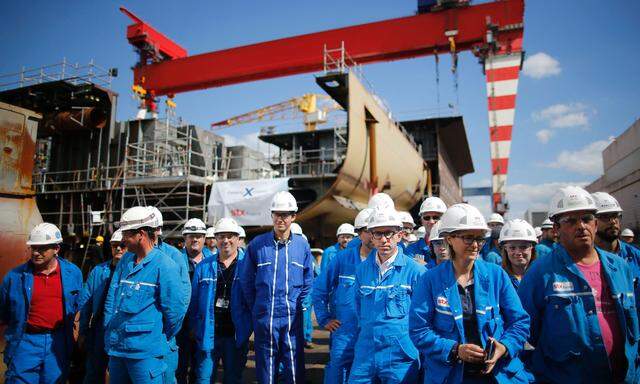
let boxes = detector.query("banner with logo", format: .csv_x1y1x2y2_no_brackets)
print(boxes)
207,178,290,226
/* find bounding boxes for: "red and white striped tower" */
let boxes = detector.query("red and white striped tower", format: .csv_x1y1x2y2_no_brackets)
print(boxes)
484,52,523,214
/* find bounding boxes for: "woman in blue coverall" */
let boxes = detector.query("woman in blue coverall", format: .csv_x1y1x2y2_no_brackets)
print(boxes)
409,203,532,384
498,219,538,290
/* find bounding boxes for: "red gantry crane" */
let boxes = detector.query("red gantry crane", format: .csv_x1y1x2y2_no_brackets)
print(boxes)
120,0,525,214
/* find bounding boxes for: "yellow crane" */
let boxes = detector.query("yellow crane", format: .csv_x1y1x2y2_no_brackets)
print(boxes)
210,93,341,132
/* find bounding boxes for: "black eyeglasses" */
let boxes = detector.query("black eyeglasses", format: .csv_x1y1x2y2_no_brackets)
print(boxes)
272,212,294,219
372,230,397,240
558,213,595,226
430,240,444,248
450,234,486,246
421,215,441,222
595,212,622,221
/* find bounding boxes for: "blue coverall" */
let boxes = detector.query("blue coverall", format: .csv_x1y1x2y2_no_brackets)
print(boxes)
313,242,366,383
349,247,426,383
79,261,116,383
157,239,191,383
189,249,251,384
0,257,83,384
518,245,640,383
103,249,187,384
409,259,532,384
405,238,436,268
534,238,555,259
176,246,213,383
239,231,314,384
320,242,342,273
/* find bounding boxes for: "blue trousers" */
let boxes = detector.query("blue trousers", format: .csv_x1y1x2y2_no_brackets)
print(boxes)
194,337,249,384
324,330,356,384
303,306,313,343
108,355,166,384
254,312,305,384
4,330,66,384
175,327,196,383
164,338,178,384
83,332,108,384
348,334,419,384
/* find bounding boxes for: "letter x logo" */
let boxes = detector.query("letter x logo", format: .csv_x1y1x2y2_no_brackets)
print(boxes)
243,187,254,197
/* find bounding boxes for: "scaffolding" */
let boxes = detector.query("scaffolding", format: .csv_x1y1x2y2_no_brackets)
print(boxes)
120,118,213,237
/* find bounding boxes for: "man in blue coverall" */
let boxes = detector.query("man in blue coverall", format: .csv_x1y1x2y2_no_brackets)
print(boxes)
147,206,191,384
78,228,125,383
0,222,83,384
592,192,640,285
239,191,314,384
349,207,426,383
320,223,356,273
103,206,188,384
405,196,447,266
535,217,556,258
519,186,640,383
313,207,375,383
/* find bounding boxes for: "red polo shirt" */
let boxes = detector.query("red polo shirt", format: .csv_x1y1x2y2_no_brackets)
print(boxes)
27,261,64,330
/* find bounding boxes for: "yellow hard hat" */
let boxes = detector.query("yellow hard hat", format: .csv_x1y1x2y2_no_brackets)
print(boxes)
96,235,104,242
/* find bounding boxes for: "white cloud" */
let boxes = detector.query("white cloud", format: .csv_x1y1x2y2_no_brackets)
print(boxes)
536,129,553,143
532,102,589,129
544,138,613,175
465,196,493,219
505,181,589,220
523,52,561,79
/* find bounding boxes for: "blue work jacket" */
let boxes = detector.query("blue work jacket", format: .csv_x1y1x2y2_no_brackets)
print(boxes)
312,242,365,333
320,242,342,274
240,231,314,320
409,259,531,384
354,246,426,349
0,258,83,362
405,238,434,265
518,245,640,383
535,239,555,259
79,261,115,349
189,249,252,351
103,248,187,359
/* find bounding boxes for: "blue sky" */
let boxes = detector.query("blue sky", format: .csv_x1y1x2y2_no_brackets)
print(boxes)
3,0,639,219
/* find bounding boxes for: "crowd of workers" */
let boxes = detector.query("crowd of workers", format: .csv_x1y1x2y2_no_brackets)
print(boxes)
1,185,640,384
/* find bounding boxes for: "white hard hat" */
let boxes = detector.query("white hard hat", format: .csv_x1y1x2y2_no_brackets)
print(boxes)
415,226,426,239
147,206,163,227
534,226,542,238
367,208,402,230
549,186,597,219
487,213,504,225
398,211,415,227
337,223,356,237
499,219,538,244
368,193,394,210
591,192,623,215
438,203,489,235
214,218,241,235
238,226,246,238
541,218,553,229
119,206,158,231
354,208,374,230
290,222,303,235
621,228,634,237
429,221,443,242
271,191,298,212
110,229,123,243
205,227,216,238
182,218,207,235
419,197,447,215
27,222,63,246
407,233,418,243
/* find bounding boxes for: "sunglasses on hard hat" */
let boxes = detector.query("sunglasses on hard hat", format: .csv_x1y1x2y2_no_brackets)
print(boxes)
421,215,441,222
595,212,622,221
450,234,486,246
371,230,398,240
557,213,595,226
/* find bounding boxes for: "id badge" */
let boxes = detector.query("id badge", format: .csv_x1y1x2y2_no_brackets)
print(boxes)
216,298,230,309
